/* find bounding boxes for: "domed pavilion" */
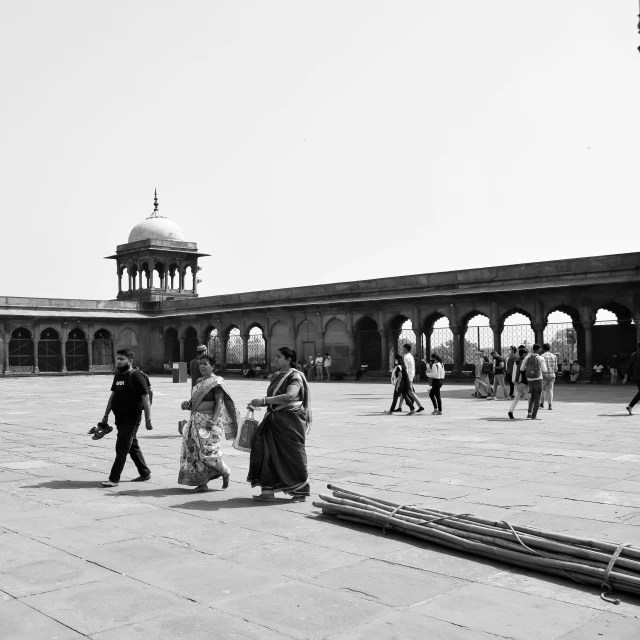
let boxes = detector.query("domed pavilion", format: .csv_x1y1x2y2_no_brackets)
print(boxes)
106,191,208,301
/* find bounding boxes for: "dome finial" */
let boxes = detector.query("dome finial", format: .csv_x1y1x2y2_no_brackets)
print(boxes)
149,189,159,218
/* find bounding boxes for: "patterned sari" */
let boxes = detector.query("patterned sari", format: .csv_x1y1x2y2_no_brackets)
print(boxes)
474,358,493,397
247,369,311,497
178,375,239,486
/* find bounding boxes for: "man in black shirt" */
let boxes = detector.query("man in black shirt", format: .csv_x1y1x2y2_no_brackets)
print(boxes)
100,349,152,487
490,350,508,400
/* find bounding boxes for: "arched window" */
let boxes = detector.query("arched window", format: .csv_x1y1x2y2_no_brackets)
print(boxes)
355,317,381,370
226,327,243,366
544,311,577,365
464,315,491,364
425,317,454,364
206,328,221,364
66,328,88,372
248,326,266,365
38,328,61,372
397,319,416,354
501,313,535,357
93,329,114,369
9,328,34,369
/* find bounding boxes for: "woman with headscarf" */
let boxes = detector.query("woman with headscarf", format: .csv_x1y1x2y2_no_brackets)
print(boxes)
473,352,494,398
248,347,311,501
387,353,415,414
178,354,239,492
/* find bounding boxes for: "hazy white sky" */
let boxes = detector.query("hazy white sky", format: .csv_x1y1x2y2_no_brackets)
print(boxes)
1,1,639,300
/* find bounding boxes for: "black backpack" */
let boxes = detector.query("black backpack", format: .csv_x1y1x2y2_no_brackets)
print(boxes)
128,368,153,405
481,359,493,375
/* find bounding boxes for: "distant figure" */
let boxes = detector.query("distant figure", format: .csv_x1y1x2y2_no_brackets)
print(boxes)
561,360,571,383
590,361,604,384
315,353,324,381
473,352,493,398
190,345,207,388
242,361,256,378
426,353,445,415
356,362,368,381
505,346,517,399
540,343,558,410
323,353,332,381
520,343,548,420
307,355,315,381
607,353,619,385
570,361,582,383
490,350,508,400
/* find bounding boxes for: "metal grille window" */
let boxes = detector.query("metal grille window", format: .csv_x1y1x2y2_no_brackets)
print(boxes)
543,322,577,364
66,328,88,372
38,328,61,372
501,325,535,358
464,326,493,363
226,327,243,364
357,329,381,369
93,329,113,368
248,328,265,365
207,329,221,363
426,328,455,364
9,328,34,369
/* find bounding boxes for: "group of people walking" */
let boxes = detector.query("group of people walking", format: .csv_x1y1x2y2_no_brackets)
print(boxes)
387,344,445,415
99,346,311,501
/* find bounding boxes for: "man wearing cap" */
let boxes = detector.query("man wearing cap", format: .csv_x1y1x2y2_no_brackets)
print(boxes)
190,345,207,388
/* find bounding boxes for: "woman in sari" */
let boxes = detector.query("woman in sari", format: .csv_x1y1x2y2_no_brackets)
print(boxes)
178,354,239,492
570,360,582,383
473,352,494,398
248,347,311,502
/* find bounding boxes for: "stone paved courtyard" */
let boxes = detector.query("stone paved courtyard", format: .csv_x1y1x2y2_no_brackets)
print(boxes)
1,375,639,639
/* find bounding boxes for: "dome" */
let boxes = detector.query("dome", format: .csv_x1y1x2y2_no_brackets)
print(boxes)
128,216,185,243
127,191,186,243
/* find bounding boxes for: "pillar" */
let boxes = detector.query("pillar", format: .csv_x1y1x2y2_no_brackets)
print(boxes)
3,335,9,374
532,322,544,347
61,337,67,373
381,330,389,371
451,324,462,376
148,266,154,289
583,321,593,371
242,334,249,364
138,269,143,291
179,337,185,362
346,328,356,372
87,338,93,371
33,337,39,374
118,269,122,293
424,327,432,360
491,324,501,355
219,336,227,370
192,267,197,294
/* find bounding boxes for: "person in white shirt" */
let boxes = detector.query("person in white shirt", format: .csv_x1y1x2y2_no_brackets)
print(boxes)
395,344,424,413
323,353,332,381
519,343,548,420
315,354,324,381
426,353,445,414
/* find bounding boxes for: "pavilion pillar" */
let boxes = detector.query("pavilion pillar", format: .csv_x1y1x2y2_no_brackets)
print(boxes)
33,337,39,374
179,337,185,362
148,267,154,289
3,335,9,374
117,269,122,294
424,328,432,360
451,324,462,376
138,269,143,291
491,324,501,355
583,322,594,371
242,334,249,364
87,338,94,372
532,322,544,347
219,336,227,371
61,337,67,373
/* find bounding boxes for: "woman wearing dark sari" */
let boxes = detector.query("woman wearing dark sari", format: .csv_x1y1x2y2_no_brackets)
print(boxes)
248,347,311,502
178,355,239,492
386,353,415,414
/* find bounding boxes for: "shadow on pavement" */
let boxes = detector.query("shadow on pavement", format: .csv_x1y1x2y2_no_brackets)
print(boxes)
169,496,296,512
20,480,103,490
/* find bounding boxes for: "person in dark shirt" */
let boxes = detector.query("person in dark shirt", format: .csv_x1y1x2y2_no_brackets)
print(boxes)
490,350,508,399
100,349,152,487
190,345,207,388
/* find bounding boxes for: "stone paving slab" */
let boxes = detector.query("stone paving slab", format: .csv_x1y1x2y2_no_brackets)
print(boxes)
1,376,639,638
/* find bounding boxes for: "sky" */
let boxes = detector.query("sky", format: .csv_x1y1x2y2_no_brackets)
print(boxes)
1,1,639,300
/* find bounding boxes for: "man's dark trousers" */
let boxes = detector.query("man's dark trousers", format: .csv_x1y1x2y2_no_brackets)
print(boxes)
630,381,640,408
109,424,150,482
527,380,543,418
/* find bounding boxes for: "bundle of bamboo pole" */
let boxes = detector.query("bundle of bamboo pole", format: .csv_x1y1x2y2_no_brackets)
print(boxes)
313,485,640,602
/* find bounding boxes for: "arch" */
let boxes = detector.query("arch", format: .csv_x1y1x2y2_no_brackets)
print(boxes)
168,263,179,290
184,326,200,370
354,316,381,370
164,327,180,364
140,262,151,288
271,321,292,344
500,311,535,358
324,318,349,374
247,325,266,365
9,327,34,370
226,326,243,366
297,319,319,366
593,302,636,365
204,326,222,364
498,307,534,329
38,328,62,372
93,328,114,369
462,312,492,364
544,306,581,365
65,327,88,372
422,314,454,364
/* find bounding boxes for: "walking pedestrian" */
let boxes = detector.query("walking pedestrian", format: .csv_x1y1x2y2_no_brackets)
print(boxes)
100,349,151,487
505,346,517,399
190,345,207,388
608,353,620,385
387,354,415,414
520,343,548,420
426,353,445,414
625,344,640,415
397,344,424,413
540,343,558,410
323,353,332,381
508,347,529,419
490,350,508,400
